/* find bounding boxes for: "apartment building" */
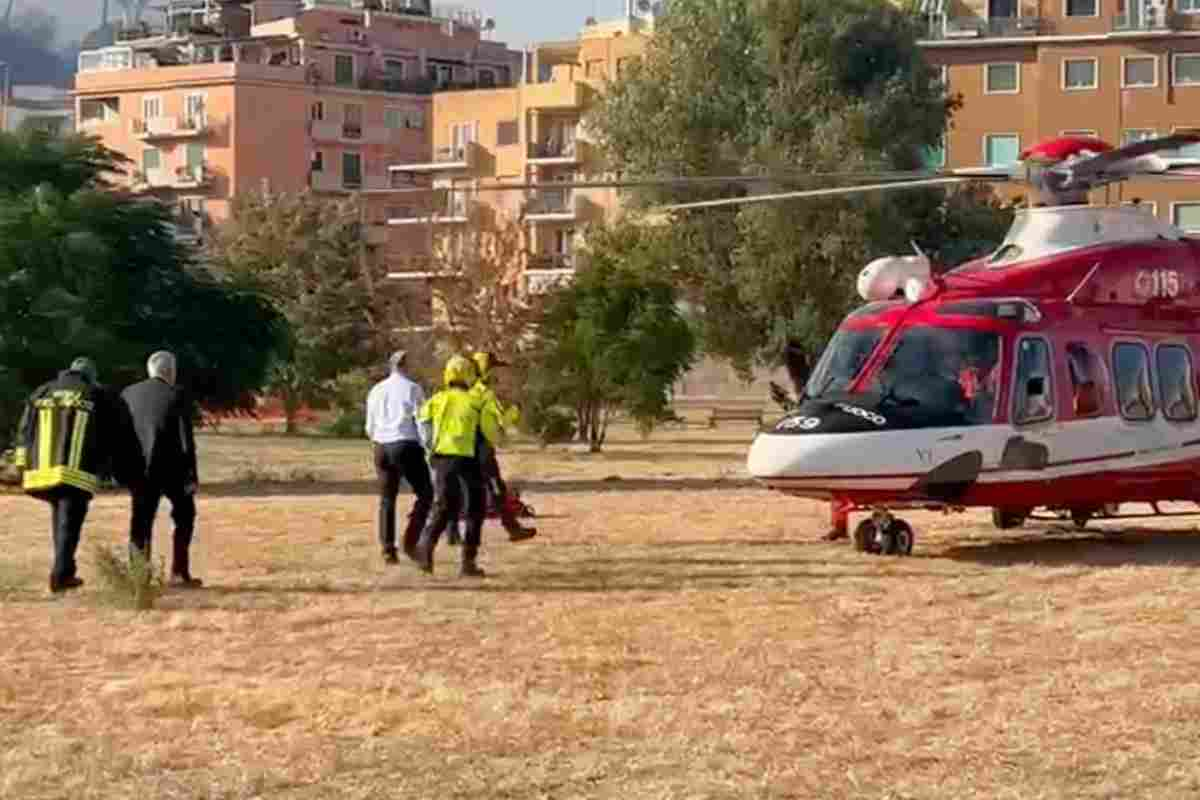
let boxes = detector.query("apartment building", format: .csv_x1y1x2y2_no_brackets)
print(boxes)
918,0,1200,228
72,0,520,251
385,10,652,300
2,86,75,136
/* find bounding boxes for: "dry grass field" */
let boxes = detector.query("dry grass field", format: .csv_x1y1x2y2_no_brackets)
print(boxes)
6,422,1200,798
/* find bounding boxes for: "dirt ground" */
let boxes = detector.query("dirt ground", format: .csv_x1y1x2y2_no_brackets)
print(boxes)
5,424,1200,799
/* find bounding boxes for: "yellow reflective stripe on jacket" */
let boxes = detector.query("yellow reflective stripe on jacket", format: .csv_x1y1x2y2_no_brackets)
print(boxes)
13,448,27,468
68,410,90,470
22,465,99,495
37,407,53,470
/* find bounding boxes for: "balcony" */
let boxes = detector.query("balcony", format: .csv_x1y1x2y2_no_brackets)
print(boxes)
131,115,212,139
524,189,576,222
920,15,1045,40
1110,9,1178,34
524,266,574,295
390,143,474,173
527,139,584,165
357,74,514,95
309,120,390,144
387,200,469,224
528,253,575,270
133,164,211,190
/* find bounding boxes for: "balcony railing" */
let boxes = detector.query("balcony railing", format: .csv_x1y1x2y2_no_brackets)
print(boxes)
528,139,579,161
132,163,210,189
921,15,1045,40
528,253,574,270
132,115,211,138
357,74,514,95
1111,10,1177,33
525,189,574,218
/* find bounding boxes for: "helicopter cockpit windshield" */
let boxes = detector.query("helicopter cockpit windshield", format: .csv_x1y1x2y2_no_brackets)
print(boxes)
804,328,885,399
864,326,1002,425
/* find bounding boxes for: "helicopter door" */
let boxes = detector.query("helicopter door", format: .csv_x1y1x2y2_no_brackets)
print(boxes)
1012,337,1056,426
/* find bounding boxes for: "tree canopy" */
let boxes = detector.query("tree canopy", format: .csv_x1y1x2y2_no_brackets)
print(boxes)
587,0,1014,376
526,221,696,451
0,130,285,447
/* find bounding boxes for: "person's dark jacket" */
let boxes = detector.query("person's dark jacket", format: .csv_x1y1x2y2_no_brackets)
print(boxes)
120,378,198,486
16,370,137,495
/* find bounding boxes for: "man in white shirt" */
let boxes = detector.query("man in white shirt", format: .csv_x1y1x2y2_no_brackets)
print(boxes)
365,350,433,563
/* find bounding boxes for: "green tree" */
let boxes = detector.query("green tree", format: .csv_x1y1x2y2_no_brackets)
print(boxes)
0,130,285,448
206,189,398,433
527,221,696,451
587,0,1013,376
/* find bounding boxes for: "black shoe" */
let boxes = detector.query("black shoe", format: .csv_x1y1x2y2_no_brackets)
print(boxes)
505,523,537,542
403,544,418,562
460,562,486,578
414,542,433,573
169,574,203,588
49,575,84,593
383,549,400,565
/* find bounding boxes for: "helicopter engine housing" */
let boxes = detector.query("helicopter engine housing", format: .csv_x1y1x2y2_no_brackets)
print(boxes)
857,255,932,302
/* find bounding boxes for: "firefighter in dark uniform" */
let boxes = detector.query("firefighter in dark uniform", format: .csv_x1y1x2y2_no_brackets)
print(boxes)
15,357,134,593
413,355,501,577
121,351,202,587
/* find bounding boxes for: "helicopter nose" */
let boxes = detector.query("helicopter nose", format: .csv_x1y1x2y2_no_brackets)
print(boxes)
747,430,895,480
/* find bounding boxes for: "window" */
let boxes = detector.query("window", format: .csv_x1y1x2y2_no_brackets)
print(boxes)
806,328,885,398
334,54,355,86
937,64,949,95
921,136,946,169
450,121,477,155
553,228,574,254
1065,0,1097,16
1063,58,1098,90
1173,54,1200,85
1157,345,1198,421
177,197,205,236
311,101,324,122
405,109,425,130
384,58,405,78
984,134,1020,167
184,93,206,125
1170,127,1200,160
384,108,403,129
1013,337,1054,424
1172,202,1200,231
79,98,119,125
478,68,495,87
1181,0,1200,12
142,95,162,121
142,148,161,172
1122,129,1157,146
311,150,324,172
985,63,1019,93
1113,342,1155,420
185,143,204,172
1061,129,1097,137
343,103,363,139
1066,343,1105,417
342,152,362,188
497,119,519,146
585,59,604,78
1122,56,1156,88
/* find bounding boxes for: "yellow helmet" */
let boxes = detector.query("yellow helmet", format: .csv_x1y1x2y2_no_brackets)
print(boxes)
471,351,507,382
443,354,477,388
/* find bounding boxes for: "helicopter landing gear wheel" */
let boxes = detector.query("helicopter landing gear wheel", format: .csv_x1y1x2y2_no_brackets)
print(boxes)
1071,508,1093,530
853,512,915,557
992,508,1028,530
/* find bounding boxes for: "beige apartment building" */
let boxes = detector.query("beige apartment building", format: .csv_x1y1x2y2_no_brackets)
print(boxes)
73,0,521,253
384,12,653,301
919,0,1200,226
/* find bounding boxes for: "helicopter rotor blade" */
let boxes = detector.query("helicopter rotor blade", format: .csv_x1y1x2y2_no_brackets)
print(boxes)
1055,132,1200,181
652,175,993,212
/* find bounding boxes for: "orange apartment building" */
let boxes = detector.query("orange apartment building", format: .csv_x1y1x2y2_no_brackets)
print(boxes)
383,11,653,298
919,0,1200,227
72,0,521,273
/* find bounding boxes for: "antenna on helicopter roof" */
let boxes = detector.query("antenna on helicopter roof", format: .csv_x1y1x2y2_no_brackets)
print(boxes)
910,240,926,258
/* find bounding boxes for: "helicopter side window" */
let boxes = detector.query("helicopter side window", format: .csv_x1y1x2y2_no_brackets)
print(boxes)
1013,337,1054,425
805,327,884,399
1112,342,1155,421
1156,345,1197,422
1066,343,1104,417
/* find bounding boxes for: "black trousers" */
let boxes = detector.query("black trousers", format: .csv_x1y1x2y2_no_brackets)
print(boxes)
420,455,485,555
130,479,197,576
33,487,91,582
374,440,433,554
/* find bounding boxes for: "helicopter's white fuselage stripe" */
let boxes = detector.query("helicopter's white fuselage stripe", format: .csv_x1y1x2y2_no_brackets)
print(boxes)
747,417,1200,492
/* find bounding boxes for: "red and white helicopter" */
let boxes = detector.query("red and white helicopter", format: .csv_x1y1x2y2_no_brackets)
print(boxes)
666,132,1200,556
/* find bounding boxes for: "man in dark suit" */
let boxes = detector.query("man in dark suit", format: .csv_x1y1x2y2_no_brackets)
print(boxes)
121,350,202,587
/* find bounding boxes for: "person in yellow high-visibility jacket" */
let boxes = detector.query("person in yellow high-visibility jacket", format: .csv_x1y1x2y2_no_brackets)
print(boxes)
448,351,536,545
413,354,501,576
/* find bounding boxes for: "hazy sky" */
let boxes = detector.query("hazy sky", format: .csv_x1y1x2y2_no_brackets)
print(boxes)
22,0,631,49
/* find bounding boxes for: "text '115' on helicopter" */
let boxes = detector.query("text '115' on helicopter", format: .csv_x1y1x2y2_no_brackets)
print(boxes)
661,132,1200,557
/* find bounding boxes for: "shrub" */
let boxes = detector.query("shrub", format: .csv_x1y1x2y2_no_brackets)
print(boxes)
521,403,577,447
92,544,166,611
